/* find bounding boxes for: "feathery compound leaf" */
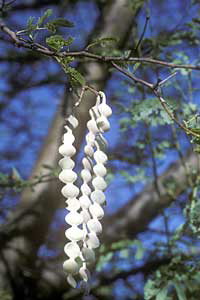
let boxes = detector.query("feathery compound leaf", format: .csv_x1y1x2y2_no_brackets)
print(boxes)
86,37,118,50
46,35,74,52
26,16,37,33
173,280,187,300
47,18,74,29
37,9,52,27
66,67,85,87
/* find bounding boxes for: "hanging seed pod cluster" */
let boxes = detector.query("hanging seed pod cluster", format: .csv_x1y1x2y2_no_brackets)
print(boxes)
58,91,112,288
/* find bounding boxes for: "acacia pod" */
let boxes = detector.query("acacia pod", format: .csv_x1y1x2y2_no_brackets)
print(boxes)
93,164,107,177
66,198,80,211
65,226,84,241
86,232,100,249
84,145,94,157
59,169,77,183
91,190,105,205
98,103,112,117
63,258,79,275
64,242,81,258
87,119,99,134
79,195,91,209
82,247,95,263
96,116,110,132
65,211,83,226
92,176,107,190
59,144,76,157
61,184,79,198
87,218,102,234
85,132,95,145
63,132,75,144
98,91,112,117
59,157,75,169
89,203,104,219
94,150,108,164
67,275,77,288
66,115,79,128
82,157,92,170
81,169,92,183
81,209,91,223
79,266,90,282
81,183,91,195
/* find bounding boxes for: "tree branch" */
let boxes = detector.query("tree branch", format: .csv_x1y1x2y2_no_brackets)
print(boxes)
1,19,200,71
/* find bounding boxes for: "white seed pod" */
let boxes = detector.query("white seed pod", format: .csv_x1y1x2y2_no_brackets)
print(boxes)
59,169,77,183
92,176,107,190
87,218,102,234
66,115,79,129
82,157,92,170
67,275,77,288
84,145,94,157
59,144,76,157
98,91,112,117
87,119,99,134
93,163,107,177
82,247,95,263
85,132,95,145
65,226,84,242
94,150,108,164
91,190,106,205
86,232,100,249
79,266,90,282
98,103,112,117
63,258,79,275
81,183,91,195
66,198,80,211
59,157,75,170
63,132,75,144
65,211,83,226
81,209,91,223
79,195,91,209
61,183,79,198
91,104,100,118
81,169,92,183
64,242,81,258
89,203,104,219
96,116,110,132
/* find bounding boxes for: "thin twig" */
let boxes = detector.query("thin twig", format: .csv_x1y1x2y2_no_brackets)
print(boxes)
111,61,153,89
146,127,171,255
128,15,150,58
158,72,177,87
0,20,200,71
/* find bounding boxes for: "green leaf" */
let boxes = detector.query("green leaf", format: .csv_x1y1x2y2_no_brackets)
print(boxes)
46,35,74,52
96,252,113,272
46,35,64,51
27,16,37,33
86,37,118,50
37,9,52,27
135,244,144,260
144,279,160,300
133,62,141,73
156,285,168,300
119,249,129,258
173,281,187,300
46,18,74,29
66,67,85,86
